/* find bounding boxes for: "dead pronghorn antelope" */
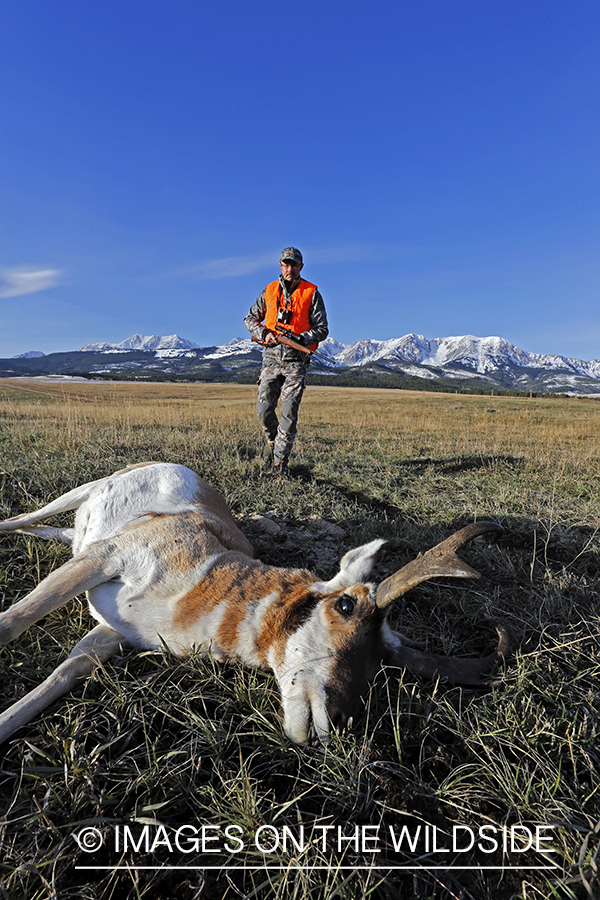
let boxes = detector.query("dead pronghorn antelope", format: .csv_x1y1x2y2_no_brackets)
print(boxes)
0,462,508,745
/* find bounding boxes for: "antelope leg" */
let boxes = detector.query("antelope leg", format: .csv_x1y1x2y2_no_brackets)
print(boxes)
9,525,75,544
0,624,128,744
0,551,114,645
0,462,157,534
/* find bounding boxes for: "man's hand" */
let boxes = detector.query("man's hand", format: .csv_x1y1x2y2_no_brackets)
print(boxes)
263,331,279,346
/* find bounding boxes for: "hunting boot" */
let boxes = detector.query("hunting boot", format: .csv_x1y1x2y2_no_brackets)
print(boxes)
273,461,290,479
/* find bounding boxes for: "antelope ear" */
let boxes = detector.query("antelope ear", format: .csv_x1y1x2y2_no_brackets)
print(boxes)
313,539,387,593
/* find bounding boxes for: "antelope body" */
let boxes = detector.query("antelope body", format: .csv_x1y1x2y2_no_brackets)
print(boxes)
0,463,508,745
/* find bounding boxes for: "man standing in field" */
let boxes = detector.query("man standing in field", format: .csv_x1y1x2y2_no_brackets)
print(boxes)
244,247,329,477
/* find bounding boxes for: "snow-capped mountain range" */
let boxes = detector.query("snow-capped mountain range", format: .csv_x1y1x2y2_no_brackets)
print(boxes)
77,333,201,353
321,334,600,380
7,332,600,393
12,349,46,359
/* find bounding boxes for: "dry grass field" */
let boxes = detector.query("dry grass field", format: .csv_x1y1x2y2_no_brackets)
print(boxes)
0,379,598,900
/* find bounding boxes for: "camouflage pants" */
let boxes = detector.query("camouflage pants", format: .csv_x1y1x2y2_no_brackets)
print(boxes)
256,362,308,464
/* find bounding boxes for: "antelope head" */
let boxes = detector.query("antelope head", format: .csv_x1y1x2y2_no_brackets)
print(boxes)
273,523,508,743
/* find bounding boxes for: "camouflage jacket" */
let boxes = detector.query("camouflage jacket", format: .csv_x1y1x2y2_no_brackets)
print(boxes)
243,275,329,365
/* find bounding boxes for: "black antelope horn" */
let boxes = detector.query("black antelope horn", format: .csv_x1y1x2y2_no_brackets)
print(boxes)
391,624,510,686
375,522,503,609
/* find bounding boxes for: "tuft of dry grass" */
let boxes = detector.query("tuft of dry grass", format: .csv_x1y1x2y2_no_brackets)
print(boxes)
0,380,599,900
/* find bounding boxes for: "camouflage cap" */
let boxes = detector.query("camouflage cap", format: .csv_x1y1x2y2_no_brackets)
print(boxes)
280,247,303,265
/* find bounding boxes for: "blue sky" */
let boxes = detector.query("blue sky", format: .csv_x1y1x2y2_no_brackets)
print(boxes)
1,0,599,360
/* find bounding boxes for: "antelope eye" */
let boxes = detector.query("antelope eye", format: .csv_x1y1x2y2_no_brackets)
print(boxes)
336,595,355,616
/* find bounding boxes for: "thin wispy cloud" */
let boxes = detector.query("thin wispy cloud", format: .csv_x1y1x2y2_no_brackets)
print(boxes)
0,267,62,299
177,244,422,280
179,252,277,280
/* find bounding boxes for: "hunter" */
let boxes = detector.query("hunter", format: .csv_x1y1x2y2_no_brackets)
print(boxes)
244,247,329,477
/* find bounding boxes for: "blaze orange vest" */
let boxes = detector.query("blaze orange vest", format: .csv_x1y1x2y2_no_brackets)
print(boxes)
264,280,319,350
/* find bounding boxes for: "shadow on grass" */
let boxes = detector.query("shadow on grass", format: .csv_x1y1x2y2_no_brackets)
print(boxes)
395,453,526,474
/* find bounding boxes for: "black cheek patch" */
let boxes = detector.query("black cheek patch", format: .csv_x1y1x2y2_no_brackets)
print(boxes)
324,611,387,731
280,592,321,635
324,642,372,731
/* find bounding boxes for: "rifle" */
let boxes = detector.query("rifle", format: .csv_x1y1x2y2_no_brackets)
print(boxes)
252,326,332,363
